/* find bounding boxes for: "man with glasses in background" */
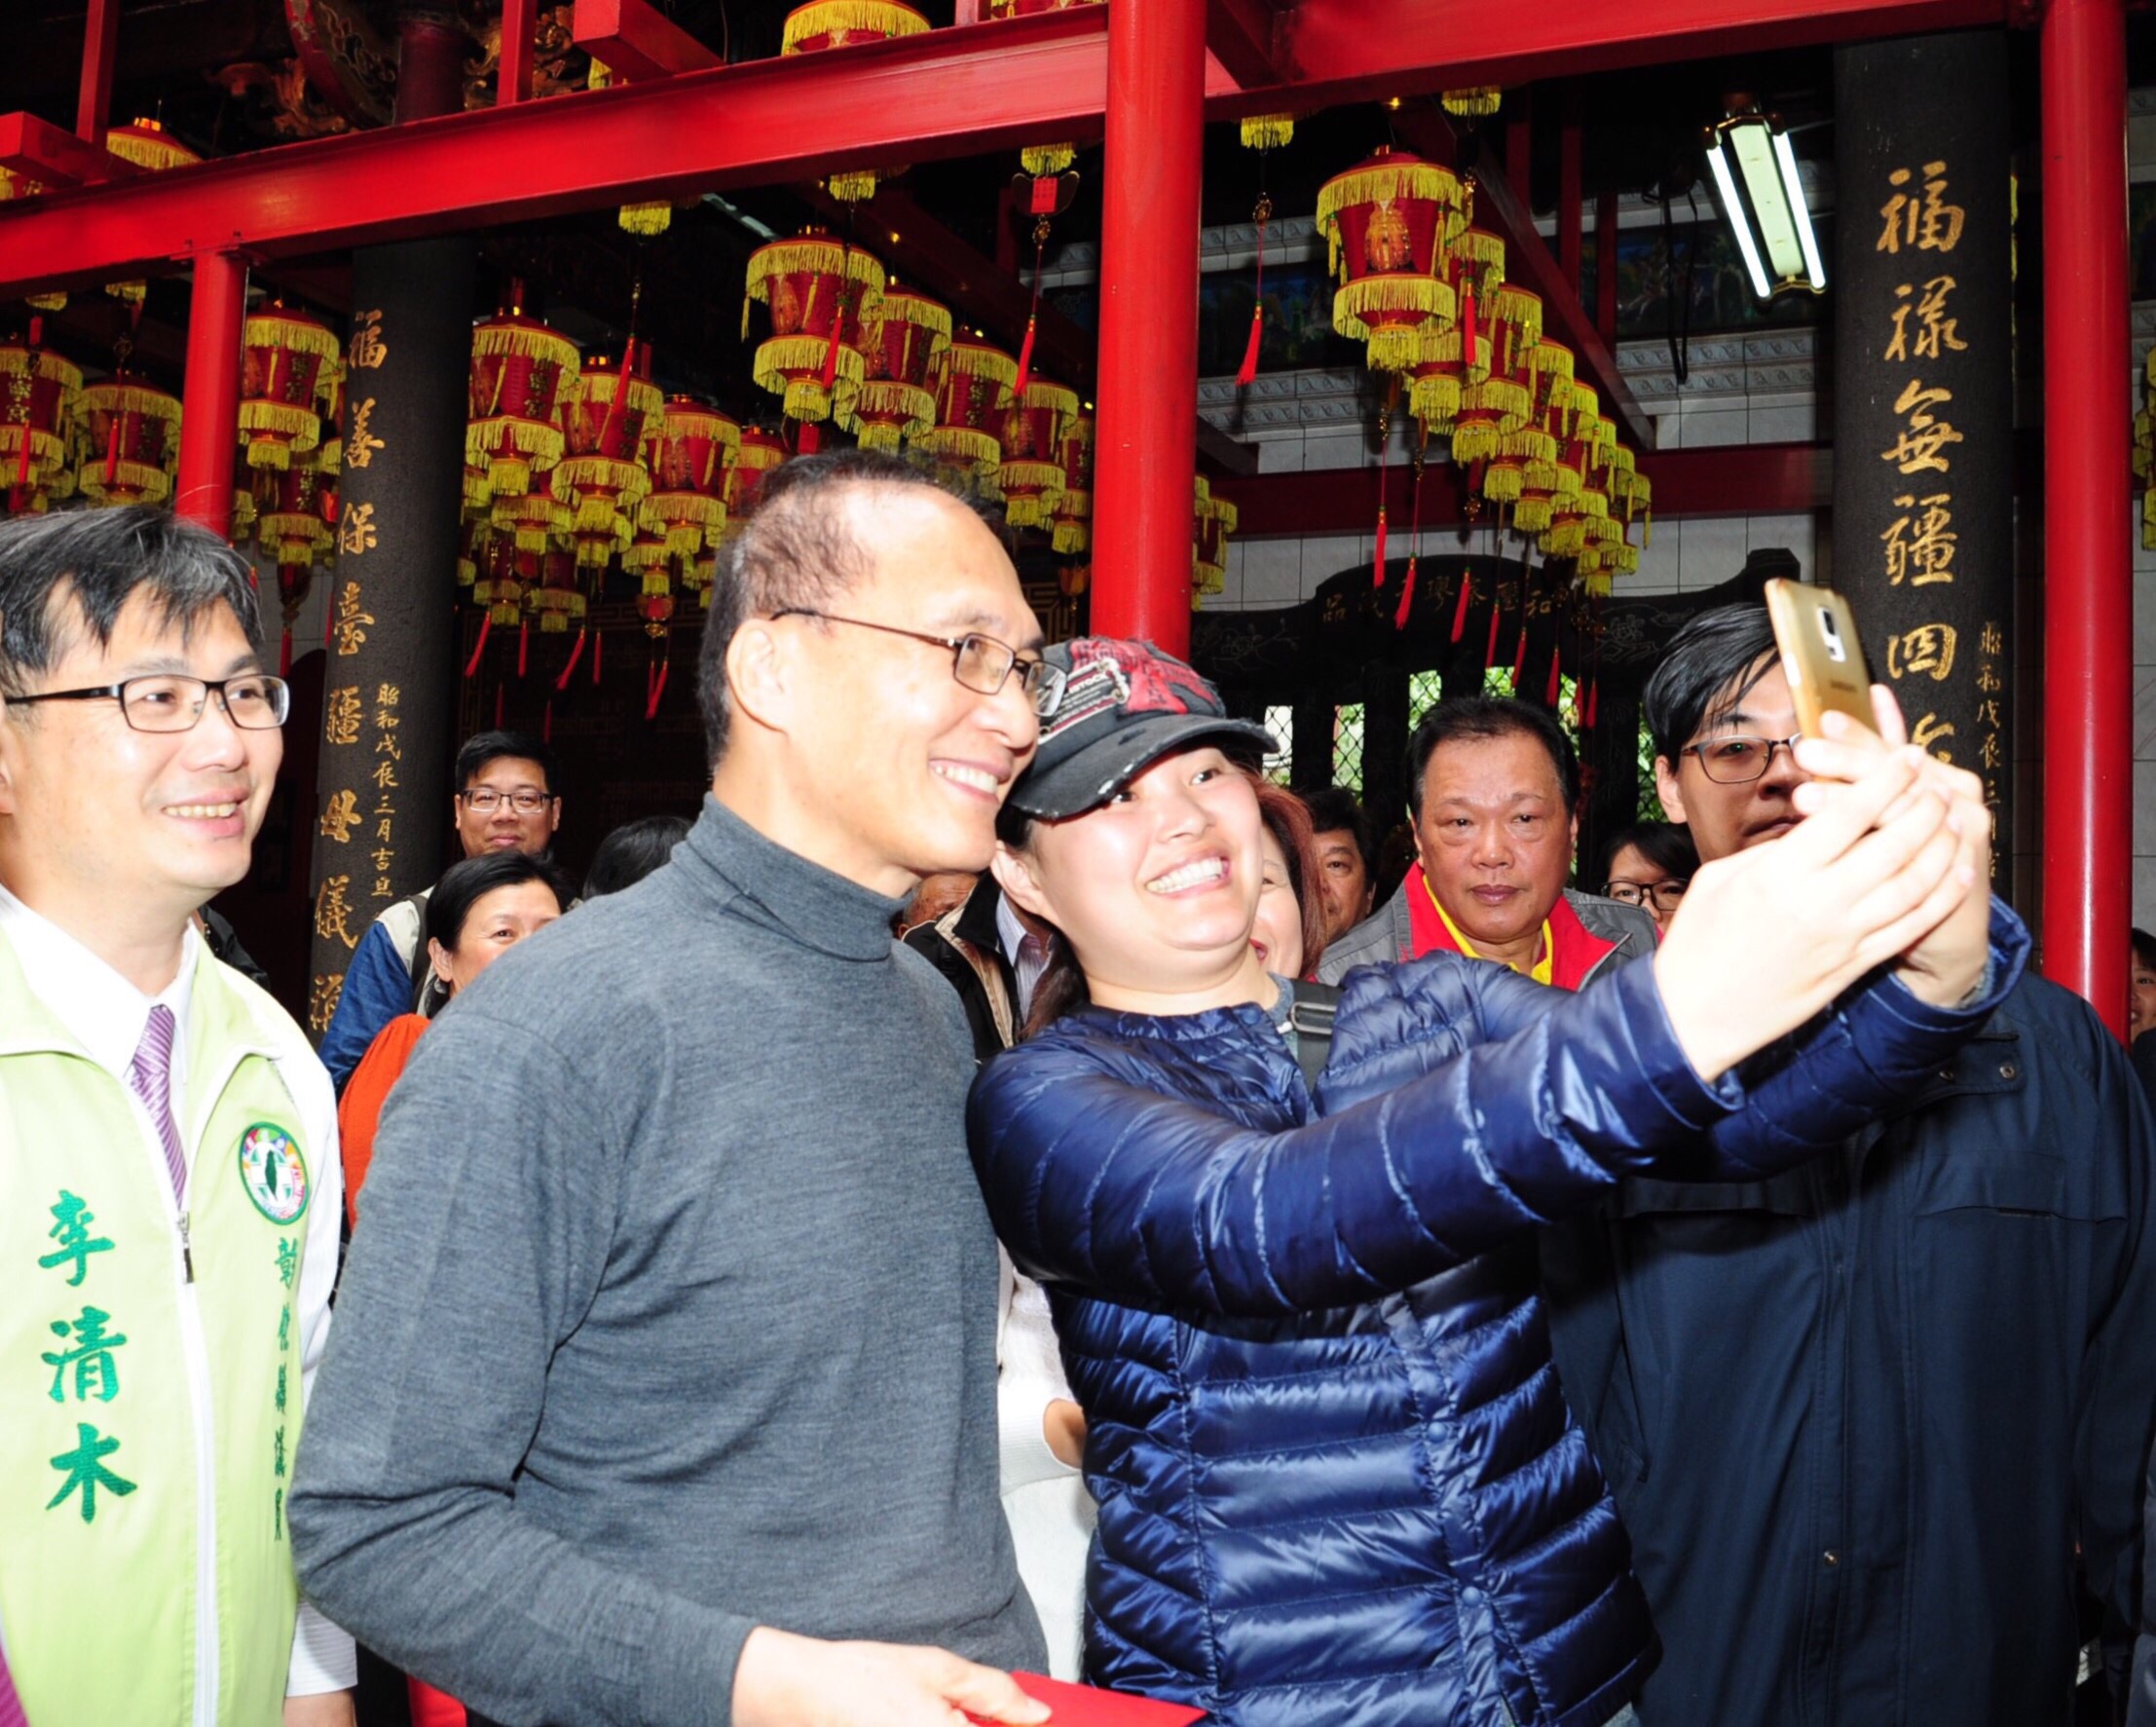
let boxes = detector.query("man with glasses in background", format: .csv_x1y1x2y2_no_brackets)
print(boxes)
316,728,561,1088
1542,600,2156,1726
293,451,1059,1727
0,507,354,1726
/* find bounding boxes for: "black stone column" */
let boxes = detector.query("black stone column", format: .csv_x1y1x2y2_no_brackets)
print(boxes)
304,239,477,1039
1832,30,2015,892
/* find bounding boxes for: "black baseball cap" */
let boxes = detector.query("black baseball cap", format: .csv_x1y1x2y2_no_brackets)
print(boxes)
1005,636,1275,821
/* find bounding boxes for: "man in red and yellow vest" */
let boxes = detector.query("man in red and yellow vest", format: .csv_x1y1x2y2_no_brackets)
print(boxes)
1319,696,1655,992
0,507,353,1727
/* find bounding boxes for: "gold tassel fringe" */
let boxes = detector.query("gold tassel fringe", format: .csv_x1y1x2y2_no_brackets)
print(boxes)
1241,115,1294,150
782,0,929,54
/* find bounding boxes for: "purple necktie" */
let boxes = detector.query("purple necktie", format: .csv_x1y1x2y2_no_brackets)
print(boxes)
128,1004,188,1206
0,1634,27,1727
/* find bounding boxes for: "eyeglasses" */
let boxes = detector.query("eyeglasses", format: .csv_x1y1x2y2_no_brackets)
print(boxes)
1683,732,1804,784
1607,879,1691,911
770,609,1067,716
8,672,290,733
461,788,553,814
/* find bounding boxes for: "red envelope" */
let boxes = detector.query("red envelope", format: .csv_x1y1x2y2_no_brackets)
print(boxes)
965,1671,1208,1725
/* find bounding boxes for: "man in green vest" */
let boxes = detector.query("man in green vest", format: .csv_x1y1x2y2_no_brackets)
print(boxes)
0,506,354,1727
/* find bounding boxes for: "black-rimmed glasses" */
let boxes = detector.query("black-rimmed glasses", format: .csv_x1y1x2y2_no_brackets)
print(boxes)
461,788,554,814
1607,880,1691,911
8,673,290,733
1682,732,1804,784
770,609,1066,716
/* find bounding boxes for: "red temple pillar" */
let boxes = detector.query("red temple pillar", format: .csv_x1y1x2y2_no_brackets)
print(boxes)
172,249,246,539
2039,0,2131,1033
1088,0,1205,657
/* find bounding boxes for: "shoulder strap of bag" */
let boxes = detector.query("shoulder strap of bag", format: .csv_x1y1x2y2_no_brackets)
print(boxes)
1285,978,1340,1091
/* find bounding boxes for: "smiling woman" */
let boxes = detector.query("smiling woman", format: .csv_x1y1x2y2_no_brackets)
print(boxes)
966,633,2021,1727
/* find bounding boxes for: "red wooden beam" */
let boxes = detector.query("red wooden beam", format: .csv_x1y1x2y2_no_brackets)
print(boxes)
1274,0,2007,109
1394,105,1653,450
1206,0,1283,91
499,0,540,103
573,0,723,82
0,9,1115,296
1211,442,1829,537
0,110,131,189
0,0,2012,295
76,0,121,143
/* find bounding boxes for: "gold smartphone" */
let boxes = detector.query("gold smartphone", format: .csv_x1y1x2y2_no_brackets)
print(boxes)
1764,577,1877,739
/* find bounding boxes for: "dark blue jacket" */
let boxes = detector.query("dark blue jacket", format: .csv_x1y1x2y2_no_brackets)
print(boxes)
971,930,2025,1727
1543,934,2156,1727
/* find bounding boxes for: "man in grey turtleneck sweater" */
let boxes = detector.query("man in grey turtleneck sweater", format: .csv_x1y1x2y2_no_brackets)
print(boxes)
291,453,1054,1727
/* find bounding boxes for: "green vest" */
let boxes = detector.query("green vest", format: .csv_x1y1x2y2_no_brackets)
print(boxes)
0,931,319,1727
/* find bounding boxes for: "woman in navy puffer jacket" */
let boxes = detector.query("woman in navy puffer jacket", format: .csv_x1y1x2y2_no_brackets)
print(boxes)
969,638,2022,1727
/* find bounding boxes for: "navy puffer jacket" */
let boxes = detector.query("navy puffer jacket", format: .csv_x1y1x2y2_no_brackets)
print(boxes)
970,938,2023,1727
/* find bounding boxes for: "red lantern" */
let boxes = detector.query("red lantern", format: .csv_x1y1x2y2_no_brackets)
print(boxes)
744,234,885,426
1315,149,1467,372
914,339,1016,480
998,377,1077,530
641,397,740,558
552,346,663,568
1452,283,1541,475
468,309,580,499
723,427,789,537
0,325,81,498
1051,411,1093,555
238,304,341,471
840,286,950,452
74,374,182,507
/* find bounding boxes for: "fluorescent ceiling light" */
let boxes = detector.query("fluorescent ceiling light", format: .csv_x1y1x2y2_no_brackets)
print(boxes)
1704,106,1825,299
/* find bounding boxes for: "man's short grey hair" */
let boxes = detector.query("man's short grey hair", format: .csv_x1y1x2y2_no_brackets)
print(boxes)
694,448,1006,765
0,506,263,701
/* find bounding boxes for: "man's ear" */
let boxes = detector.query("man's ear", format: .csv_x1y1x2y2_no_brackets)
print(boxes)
988,841,1053,925
0,715,16,817
723,618,794,739
1653,755,1688,825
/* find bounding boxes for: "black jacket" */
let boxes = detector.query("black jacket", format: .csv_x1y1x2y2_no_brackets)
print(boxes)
1543,957,2156,1726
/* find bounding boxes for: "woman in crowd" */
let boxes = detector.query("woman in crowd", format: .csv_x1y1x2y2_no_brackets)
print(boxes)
1248,778,1327,980
1599,819,1698,934
2131,926,2156,1045
969,636,2021,1727
582,812,692,901
339,850,571,1224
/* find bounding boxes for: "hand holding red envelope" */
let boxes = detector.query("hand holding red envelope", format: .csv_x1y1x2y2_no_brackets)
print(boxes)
965,1671,1208,1726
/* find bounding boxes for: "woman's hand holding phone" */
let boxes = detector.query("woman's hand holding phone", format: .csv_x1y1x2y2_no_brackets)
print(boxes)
1654,733,1977,1082
1790,684,1993,1007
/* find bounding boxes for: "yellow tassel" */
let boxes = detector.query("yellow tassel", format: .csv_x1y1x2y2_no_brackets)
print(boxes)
618,202,673,236
1513,496,1554,535
781,0,930,54
1316,161,1466,238
741,294,753,343
104,281,148,307
25,291,66,312
825,170,880,203
1439,87,1503,119
1451,421,1500,467
1332,274,1457,348
1053,519,1090,555
1240,115,1294,151
1020,142,1076,178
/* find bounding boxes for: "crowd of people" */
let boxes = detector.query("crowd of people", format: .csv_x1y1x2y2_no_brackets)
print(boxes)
1,475,2153,1727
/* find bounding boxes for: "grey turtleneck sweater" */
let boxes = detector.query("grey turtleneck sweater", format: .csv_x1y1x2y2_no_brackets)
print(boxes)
289,796,1045,1727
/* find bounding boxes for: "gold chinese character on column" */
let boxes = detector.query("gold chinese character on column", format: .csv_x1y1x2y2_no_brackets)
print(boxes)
338,504,379,558
1880,380,1963,475
315,875,360,950
332,581,375,655
1885,622,1958,682
324,685,363,745
346,397,386,469
308,973,345,1034
1884,276,1967,363
1979,620,2004,657
1880,493,1957,585
319,789,360,844
350,309,390,370
1910,712,1957,759
1877,161,1965,255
